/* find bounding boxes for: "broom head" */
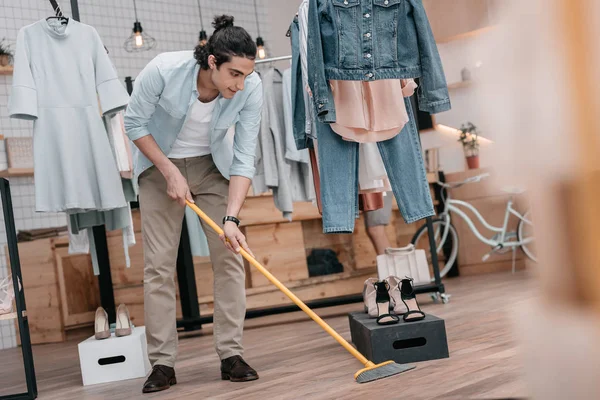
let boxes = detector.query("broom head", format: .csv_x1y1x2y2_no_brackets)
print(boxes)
355,360,416,384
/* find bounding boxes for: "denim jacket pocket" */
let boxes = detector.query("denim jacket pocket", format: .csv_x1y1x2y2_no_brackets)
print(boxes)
331,0,362,69
373,0,404,68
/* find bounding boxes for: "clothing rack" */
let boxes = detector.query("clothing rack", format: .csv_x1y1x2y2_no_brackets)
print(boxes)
176,64,448,330
256,55,292,65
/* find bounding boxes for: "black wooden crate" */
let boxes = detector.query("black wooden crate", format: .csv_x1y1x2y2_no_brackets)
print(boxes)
348,311,449,364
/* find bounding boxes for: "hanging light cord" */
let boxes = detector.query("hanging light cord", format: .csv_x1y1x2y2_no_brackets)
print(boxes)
133,0,139,22
253,0,261,37
196,0,205,31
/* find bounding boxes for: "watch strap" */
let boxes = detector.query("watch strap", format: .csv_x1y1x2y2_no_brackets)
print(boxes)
223,216,240,226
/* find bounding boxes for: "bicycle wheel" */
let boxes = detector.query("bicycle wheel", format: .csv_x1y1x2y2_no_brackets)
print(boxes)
411,219,459,281
517,210,537,262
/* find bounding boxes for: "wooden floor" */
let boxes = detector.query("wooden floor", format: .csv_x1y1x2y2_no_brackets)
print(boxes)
1,272,534,400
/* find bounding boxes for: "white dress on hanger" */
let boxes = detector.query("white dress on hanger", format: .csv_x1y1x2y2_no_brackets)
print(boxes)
8,18,130,213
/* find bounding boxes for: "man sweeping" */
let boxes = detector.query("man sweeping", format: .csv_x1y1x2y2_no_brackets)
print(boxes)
124,15,262,393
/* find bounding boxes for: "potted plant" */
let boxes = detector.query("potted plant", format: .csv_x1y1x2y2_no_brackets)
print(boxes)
0,39,13,67
458,122,481,169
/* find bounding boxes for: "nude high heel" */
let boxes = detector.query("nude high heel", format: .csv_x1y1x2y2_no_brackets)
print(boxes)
115,303,132,337
95,307,111,340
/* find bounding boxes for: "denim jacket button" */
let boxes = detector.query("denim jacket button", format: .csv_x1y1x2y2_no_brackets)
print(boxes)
365,32,371,38
366,53,372,59
384,0,389,4
344,0,348,4
364,13,370,18
318,104,324,108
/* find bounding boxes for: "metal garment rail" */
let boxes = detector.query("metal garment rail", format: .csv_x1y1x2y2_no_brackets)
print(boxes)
255,55,292,64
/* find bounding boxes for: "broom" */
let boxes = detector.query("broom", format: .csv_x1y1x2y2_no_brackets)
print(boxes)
186,201,415,383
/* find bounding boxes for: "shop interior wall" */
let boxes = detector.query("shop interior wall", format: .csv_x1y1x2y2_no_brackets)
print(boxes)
423,0,501,174
434,31,498,174
0,0,272,350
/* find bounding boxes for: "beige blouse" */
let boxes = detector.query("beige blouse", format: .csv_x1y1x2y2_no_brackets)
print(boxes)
330,79,418,143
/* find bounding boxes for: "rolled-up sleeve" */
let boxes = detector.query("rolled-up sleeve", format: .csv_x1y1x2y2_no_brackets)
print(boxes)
92,28,129,115
230,80,263,179
8,28,38,120
123,55,165,141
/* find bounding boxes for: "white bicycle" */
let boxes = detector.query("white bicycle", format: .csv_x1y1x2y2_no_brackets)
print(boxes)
411,173,537,280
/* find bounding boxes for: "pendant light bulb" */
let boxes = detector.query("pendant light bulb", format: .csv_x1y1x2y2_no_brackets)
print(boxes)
256,37,266,60
133,22,144,47
135,32,143,47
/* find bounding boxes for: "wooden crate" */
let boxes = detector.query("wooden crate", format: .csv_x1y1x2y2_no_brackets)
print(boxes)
11,239,65,345
302,219,355,271
245,222,309,287
114,283,183,327
198,268,376,313
54,244,100,328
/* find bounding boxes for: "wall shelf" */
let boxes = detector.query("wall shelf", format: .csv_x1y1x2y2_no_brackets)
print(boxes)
0,65,14,75
0,168,34,178
437,25,498,44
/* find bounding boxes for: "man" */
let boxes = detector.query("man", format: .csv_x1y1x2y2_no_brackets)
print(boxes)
124,16,262,393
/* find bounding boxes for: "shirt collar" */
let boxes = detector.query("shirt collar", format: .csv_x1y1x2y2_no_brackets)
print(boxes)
192,63,200,96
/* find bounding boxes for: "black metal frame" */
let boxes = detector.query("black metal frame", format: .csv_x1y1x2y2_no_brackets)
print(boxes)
0,179,37,400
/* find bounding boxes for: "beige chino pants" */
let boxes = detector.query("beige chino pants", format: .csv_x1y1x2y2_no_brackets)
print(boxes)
139,155,246,367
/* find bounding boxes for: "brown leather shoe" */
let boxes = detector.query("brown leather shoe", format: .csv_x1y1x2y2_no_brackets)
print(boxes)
220,355,259,382
142,365,177,393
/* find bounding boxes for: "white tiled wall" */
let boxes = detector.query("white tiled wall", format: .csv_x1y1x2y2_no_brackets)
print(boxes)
0,0,273,350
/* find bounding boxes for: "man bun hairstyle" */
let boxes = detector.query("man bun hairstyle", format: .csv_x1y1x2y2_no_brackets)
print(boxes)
194,15,257,70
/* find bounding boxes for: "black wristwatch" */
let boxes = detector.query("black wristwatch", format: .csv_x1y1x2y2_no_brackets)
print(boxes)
223,216,240,226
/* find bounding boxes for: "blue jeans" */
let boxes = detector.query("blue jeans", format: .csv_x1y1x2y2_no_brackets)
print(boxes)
317,97,434,233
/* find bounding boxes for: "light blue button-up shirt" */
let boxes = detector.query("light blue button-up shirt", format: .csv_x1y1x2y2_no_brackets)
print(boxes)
124,50,263,186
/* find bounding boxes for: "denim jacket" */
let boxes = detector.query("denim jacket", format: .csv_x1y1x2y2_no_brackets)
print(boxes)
124,51,263,185
307,0,450,124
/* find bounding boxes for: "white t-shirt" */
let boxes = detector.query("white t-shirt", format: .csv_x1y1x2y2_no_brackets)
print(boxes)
168,98,217,159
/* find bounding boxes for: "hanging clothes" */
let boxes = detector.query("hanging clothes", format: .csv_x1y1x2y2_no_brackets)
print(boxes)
330,79,418,142
305,0,451,129
283,68,315,203
314,99,434,233
8,19,130,213
253,68,315,219
106,111,134,179
298,0,316,142
311,140,384,213
359,142,392,193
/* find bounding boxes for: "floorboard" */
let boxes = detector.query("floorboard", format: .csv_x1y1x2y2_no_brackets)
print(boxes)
0,271,534,400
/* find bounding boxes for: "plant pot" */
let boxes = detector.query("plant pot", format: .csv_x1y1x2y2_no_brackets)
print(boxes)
0,54,9,67
466,155,480,170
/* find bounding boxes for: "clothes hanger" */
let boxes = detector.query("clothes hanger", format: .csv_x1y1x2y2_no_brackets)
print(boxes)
47,0,69,25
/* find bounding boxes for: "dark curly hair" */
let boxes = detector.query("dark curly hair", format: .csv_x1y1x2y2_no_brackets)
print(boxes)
194,15,257,70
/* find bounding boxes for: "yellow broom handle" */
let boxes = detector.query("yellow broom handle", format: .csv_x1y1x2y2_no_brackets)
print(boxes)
186,201,371,366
